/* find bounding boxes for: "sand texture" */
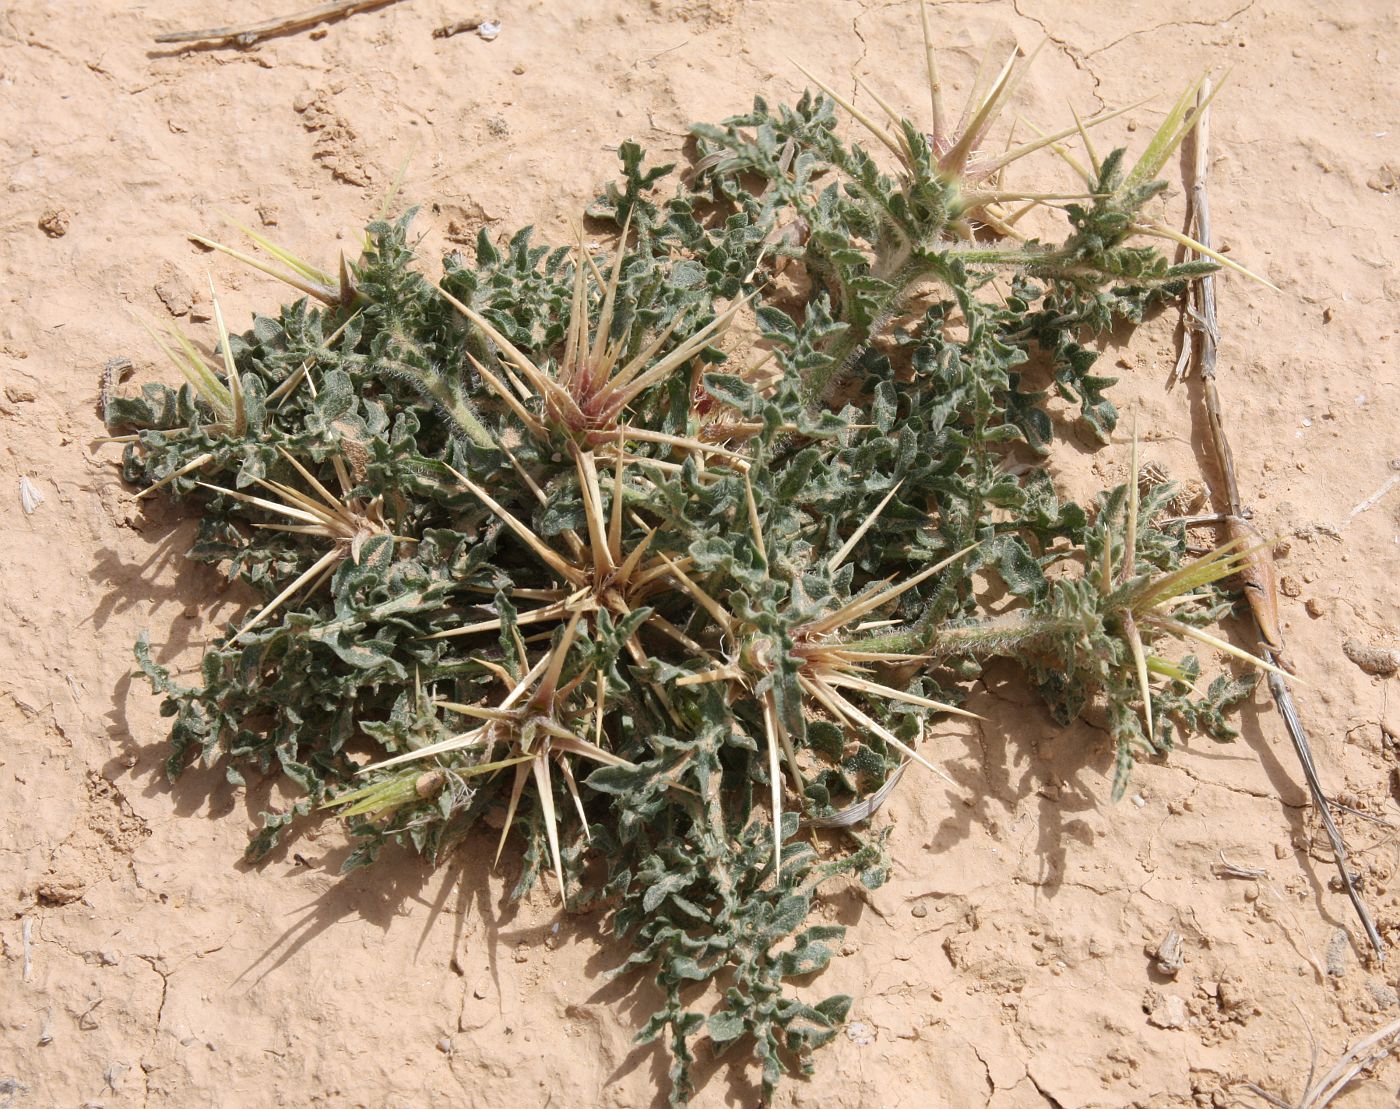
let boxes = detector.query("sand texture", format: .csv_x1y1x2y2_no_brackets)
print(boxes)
2,0,1399,1105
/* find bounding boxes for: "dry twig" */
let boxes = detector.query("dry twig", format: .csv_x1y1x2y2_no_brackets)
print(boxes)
433,17,484,39
1183,81,1385,960
801,760,909,829
21,917,32,982
1343,461,1400,525
1244,1014,1400,1108
154,0,408,47
1214,850,1267,879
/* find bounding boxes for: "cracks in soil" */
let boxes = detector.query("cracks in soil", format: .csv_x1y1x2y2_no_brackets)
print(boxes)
970,1042,996,1105
1010,0,1103,111
850,2,872,95
1175,762,1308,807
1027,1069,1067,1108
135,954,170,1109
1083,1,1259,59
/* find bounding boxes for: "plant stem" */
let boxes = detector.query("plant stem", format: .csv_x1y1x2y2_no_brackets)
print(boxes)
805,249,943,404
926,612,1081,660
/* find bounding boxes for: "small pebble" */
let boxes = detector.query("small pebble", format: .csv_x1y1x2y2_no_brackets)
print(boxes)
1325,929,1349,978
910,903,927,918
1147,993,1188,1029
1154,931,1185,977
1343,639,1399,677
437,1037,453,1055
38,208,70,237
19,476,44,515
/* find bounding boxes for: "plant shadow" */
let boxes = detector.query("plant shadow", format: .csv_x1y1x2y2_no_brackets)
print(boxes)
921,658,1103,898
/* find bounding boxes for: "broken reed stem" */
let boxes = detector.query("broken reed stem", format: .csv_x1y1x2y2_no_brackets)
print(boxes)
153,0,407,47
1184,80,1384,962
1243,1013,1400,1108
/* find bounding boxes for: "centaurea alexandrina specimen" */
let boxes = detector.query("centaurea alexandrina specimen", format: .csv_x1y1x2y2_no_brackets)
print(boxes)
117,8,1289,1102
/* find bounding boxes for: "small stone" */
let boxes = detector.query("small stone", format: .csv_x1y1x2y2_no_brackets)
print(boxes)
513,63,526,75
5,384,36,403
154,271,195,318
1343,639,1399,677
844,1020,875,1046
436,1036,453,1054
513,945,529,964
1324,929,1349,978
37,873,85,906
1366,981,1398,1009
38,208,70,237
1153,931,1185,977
1147,993,1188,1029
1304,597,1328,618
1217,977,1253,1014
1367,164,1397,193
910,903,928,919
1274,843,1288,860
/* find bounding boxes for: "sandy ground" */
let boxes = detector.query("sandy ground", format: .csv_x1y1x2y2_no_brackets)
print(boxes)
2,1,1399,1105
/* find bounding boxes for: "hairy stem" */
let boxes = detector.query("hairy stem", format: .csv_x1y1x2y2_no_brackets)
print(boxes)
927,611,1082,660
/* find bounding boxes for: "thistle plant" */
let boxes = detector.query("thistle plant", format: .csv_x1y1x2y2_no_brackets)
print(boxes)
114,8,1286,1103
